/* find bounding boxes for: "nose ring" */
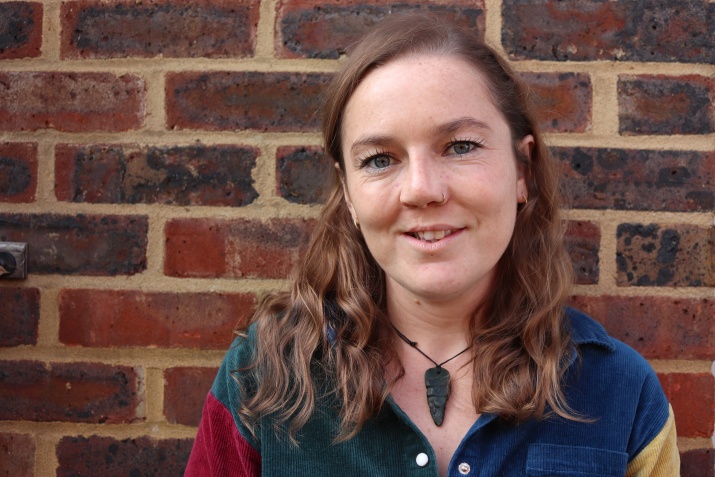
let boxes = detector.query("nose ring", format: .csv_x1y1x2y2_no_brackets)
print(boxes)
438,193,446,205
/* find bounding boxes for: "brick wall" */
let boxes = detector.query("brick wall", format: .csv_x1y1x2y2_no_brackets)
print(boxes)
0,0,713,475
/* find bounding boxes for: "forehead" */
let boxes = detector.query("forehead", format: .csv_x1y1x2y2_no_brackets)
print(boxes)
341,54,507,146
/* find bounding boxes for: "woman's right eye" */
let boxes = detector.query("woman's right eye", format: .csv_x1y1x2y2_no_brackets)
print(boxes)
361,154,392,170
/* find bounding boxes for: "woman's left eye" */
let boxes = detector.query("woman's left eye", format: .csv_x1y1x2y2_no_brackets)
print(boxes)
447,140,479,155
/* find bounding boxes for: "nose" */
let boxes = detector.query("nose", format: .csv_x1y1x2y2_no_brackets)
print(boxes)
399,154,446,208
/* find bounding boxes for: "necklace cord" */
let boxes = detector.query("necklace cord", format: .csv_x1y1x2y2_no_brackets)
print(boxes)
389,321,472,369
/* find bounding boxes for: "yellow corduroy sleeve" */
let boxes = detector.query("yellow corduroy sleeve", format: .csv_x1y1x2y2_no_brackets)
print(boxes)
626,404,680,477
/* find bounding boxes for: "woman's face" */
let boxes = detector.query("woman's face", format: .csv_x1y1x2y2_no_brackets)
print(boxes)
340,54,531,306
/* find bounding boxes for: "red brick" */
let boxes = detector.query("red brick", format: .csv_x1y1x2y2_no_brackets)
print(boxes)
658,373,714,438
166,71,332,132
276,146,334,204
276,0,485,59
520,72,591,133
619,75,715,135
564,221,599,285
0,72,145,132
55,144,258,207
0,142,37,203
164,217,314,278
616,224,714,287
568,296,715,360
59,289,254,349
164,367,217,426
0,2,42,60
0,213,148,276
681,449,715,477
0,360,141,423
0,287,39,347
503,0,715,63
56,435,192,477
554,148,714,212
0,432,34,477
61,0,259,59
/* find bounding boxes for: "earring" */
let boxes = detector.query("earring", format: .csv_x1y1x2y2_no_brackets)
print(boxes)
522,194,528,205
353,216,360,230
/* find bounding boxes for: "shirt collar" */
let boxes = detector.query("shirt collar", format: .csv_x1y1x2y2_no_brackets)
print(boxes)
566,306,616,352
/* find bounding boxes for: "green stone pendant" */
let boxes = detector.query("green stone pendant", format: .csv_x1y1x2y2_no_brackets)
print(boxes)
425,367,450,426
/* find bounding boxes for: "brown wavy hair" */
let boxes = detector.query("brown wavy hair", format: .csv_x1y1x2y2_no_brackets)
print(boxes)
238,13,576,442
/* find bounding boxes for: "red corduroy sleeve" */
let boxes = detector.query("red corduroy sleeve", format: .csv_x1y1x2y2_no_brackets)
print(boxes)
185,392,261,477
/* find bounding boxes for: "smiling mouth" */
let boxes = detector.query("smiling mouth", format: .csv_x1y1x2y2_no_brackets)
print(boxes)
409,229,455,243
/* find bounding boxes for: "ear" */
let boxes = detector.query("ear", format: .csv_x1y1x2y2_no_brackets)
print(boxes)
336,162,357,221
516,135,533,202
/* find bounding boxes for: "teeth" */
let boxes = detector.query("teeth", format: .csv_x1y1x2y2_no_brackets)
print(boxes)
414,229,452,242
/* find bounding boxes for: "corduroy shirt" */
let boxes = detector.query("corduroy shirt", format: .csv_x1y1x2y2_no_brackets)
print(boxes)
186,308,679,476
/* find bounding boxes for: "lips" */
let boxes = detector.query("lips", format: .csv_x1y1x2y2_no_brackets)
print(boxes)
408,229,457,243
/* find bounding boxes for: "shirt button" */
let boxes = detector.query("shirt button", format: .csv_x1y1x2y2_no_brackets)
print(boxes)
415,453,429,467
458,462,471,474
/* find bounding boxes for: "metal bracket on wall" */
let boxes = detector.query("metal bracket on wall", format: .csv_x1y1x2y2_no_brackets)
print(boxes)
0,242,28,279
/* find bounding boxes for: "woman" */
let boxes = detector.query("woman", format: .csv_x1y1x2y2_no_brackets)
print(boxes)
186,14,678,477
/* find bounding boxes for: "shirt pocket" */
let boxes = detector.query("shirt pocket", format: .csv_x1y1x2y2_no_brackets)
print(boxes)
526,443,628,477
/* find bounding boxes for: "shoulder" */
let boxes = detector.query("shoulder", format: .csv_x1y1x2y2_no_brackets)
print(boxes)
563,307,671,459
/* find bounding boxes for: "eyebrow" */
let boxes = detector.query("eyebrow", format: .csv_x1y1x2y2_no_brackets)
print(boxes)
348,117,492,154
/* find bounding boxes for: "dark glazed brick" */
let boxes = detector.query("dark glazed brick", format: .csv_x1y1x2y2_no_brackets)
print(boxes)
0,361,140,423
568,296,715,360
564,221,599,285
276,146,334,204
0,287,39,347
165,217,314,278
0,433,34,477
61,0,259,59
0,214,148,276
166,71,332,132
503,0,715,63
520,72,591,133
55,144,258,207
554,148,714,212
616,224,713,287
56,435,192,477
619,75,715,135
681,449,715,477
0,2,42,59
277,0,484,59
59,289,254,349
658,373,714,438
0,142,37,203
164,367,218,426
0,72,145,132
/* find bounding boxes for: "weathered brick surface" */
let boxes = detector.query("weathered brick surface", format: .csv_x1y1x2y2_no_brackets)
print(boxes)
554,148,714,212
0,72,145,132
55,144,259,207
164,367,218,426
0,287,39,347
0,432,34,477
681,449,715,477
0,361,141,423
0,214,148,276
659,373,714,438
59,289,253,349
0,142,37,203
56,435,192,477
276,146,334,204
616,223,714,287
165,217,314,278
276,0,485,59
503,0,715,63
568,296,715,360
166,72,332,132
520,73,591,133
0,2,42,60
61,0,259,59
564,220,599,285
619,75,715,135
